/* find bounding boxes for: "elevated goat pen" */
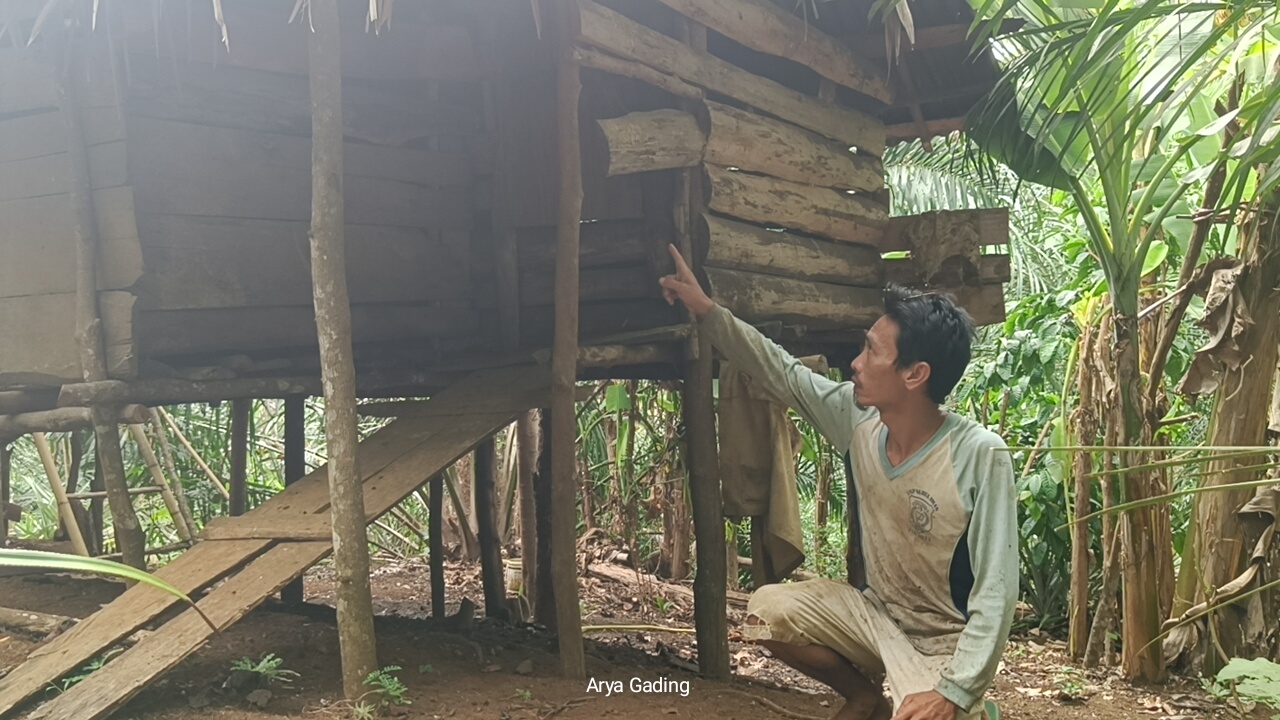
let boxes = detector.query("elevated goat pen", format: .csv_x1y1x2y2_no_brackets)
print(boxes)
0,0,1011,717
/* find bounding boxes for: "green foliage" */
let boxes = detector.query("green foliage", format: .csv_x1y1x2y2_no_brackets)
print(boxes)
1205,657,1280,713
230,653,299,685
363,665,410,707
47,648,123,696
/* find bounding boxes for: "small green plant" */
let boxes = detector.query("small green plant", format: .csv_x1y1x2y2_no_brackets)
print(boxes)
230,653,300,685
515,688,533,701
1051,665,1087,701
47,647,124,695
363,665,410,707
653,596,672,614
417,664,434,675
350,701,378,720
1204,657,1280,716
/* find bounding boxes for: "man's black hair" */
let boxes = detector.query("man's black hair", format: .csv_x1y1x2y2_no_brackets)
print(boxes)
881,283,976,405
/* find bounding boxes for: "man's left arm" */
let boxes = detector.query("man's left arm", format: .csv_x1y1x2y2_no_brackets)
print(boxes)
934,442,1019,713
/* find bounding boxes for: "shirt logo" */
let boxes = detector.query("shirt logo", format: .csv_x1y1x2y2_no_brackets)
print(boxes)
907,489,939,538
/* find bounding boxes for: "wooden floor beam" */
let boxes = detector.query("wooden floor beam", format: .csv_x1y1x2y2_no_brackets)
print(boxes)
474,437,507,621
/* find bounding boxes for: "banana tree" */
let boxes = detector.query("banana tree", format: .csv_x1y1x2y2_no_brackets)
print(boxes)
966,0,1280,681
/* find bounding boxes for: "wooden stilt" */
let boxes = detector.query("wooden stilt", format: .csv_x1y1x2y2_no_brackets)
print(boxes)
474,438,508,621
127,424,192,543
64,434,93,551
1,443,12,542
89,450,105,555
678,16,730,680
33,433,90,557
306,0,377,699
58,31,146,570
429,473,447,618
281,395,307,604
158,408,230,500
230,399,250,516
517,411,539,610
534,408,556,628
550,0,586,678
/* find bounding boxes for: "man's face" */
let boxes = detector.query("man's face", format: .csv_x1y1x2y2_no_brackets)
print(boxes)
849,316,923,409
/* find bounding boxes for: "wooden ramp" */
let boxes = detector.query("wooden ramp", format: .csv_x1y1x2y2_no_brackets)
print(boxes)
0,365,550,720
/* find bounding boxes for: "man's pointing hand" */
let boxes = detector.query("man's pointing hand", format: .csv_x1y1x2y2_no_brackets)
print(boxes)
658,244,716,317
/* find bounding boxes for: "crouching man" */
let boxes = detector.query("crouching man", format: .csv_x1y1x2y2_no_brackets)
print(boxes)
659,246,1017,720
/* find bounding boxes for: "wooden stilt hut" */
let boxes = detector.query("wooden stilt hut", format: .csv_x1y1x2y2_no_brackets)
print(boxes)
0,0,1008,716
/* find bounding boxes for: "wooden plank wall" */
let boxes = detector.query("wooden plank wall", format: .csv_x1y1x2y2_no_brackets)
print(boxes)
111,0,487,363
0,32,140,387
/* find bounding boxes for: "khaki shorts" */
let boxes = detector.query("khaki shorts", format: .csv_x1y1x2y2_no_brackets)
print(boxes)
744,579,983,719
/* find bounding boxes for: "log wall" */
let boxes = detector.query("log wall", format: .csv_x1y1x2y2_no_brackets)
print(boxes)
0,34,139,387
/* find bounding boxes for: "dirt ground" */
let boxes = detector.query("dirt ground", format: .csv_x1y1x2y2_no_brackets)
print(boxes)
0,559,1261,720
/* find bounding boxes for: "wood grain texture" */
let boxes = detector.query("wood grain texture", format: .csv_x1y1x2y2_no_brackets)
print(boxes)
703,214,883,285
706,165,887,247
706,266,883,329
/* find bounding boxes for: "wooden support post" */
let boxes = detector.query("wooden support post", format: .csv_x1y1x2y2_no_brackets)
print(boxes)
1,443,11,542
230,399,250,516
58,32,146,570
281,395,307,604
517,411,539,610
534,408,557,628
474,438,508,621
32,433,90,557
307,0,377,699
428,473,446,618
678,18,730,680
550,0,586,679
127,424,192,543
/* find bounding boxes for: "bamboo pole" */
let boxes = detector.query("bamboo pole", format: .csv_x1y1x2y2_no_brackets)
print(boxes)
428,474,446,618
680,18,730,680
229,399,250,516
127,424,192,542
307,0,377,698
282,395,307,603
157,407,231,501
147,409,198,541
32,433,89,557
474,438,508,621
549,0,586,679
1,443,12,541
58,34,145,570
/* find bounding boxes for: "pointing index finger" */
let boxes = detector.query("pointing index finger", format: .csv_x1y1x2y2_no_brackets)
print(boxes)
667,243,690,275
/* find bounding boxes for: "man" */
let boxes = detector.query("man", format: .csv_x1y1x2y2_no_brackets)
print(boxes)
659,245,1017,720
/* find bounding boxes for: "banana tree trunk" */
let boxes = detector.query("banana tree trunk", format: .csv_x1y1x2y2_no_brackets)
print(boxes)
1177,190,1280,672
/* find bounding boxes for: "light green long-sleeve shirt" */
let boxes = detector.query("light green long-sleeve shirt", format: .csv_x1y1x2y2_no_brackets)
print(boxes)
703,305,1018,711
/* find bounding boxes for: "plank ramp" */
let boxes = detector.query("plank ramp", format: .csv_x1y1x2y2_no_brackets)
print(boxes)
0,364,550,720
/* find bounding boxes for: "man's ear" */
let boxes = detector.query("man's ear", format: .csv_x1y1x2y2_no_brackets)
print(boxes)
902,361,931,392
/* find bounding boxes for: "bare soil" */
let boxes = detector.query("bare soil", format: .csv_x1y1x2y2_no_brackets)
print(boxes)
0,560,1258,720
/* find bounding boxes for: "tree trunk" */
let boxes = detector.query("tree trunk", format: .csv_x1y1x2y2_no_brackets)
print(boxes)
1069,326,1098,660
1180,189,1280,671
1114,313,1165,682
58,35,145,570
281,395,307,604
0,443,10,542
517,411,540,610
429,473,447,619
306,0,377,699
662,420,693,582
474,438,508,622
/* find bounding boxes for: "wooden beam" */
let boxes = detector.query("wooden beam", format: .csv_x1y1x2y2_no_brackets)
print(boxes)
595,109,705,176
0,404,151,438
573,45,703,100
703,214,883,286
230,399,250,517
654,0,891,103
517,411,539,613
0,389,59,415
575,0,886,156
474,438,507,622
551,0,587,680
281,395,307,604
706,101,883,192
58,377,317,408
706,267,885,330
706,165,888,247
33,432,90,557
881,208,1009,253
307,0,377,698
884,253,1011,287
127,424,193,543
1,444,10,541
533,409,556,628
886,116,966,144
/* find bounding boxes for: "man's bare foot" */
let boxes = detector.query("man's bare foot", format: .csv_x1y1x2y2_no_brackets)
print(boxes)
830,693,892,720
